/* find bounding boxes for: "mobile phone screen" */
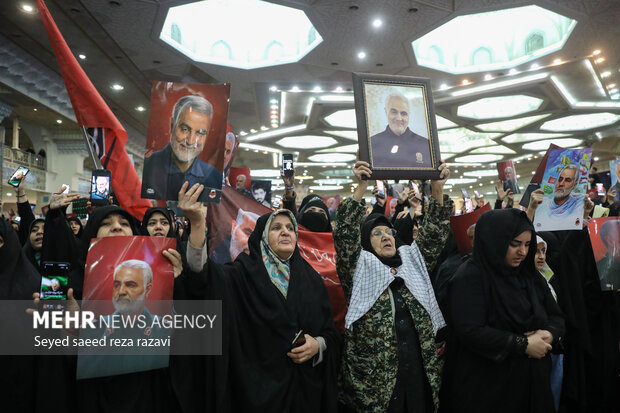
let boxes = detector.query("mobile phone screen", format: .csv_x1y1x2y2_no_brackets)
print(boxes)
282,154,294,177
474,190,480,198
40,262,70,310
91,170,111,206
596,183,605,196
376,181,385,198
461,188,470,200
8,166,30,187
465,198,473,213
410,181,420,196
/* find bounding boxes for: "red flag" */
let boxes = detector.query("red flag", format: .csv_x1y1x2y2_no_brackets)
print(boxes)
207,186,346,333
36,0,151,219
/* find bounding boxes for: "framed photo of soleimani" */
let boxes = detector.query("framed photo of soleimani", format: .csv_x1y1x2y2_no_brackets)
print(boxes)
352,73,441,180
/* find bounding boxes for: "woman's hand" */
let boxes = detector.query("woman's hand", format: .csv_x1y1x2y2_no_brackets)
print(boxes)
526,189,544,222
430,162,450,205
524,330,552,358
49,185,80,210
495,181,512,201
584,197,594,220
371,186,385,207
287,334,319,364
163,248,183,278
352,159,372,203
178,182,207,249
26,289,81,334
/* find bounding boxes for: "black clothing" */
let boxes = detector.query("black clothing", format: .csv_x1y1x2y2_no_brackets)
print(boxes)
297,194,332,232
445,209,565,413
22,218,45,273
0,218,40,299
361,213,404,268
370,126,432,168
17,199,35,246
140,207,175,238
67,216,84,238
182,212,341,412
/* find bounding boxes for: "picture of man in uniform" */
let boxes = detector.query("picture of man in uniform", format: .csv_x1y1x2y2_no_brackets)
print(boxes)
597,219,620,291
369,91,432,168
92,176,109,200
142,95,222,201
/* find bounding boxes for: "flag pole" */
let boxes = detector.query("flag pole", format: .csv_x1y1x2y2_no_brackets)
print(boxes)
80,126,103,170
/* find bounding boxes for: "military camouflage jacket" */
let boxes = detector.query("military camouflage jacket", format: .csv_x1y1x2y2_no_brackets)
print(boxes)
335,195,453,412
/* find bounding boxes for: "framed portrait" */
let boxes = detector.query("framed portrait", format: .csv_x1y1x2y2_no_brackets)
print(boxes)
352,73,441,180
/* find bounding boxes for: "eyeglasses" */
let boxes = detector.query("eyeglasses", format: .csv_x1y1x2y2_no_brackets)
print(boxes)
371,228,397,238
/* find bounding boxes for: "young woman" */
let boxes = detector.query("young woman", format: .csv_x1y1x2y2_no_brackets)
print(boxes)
446,209,564,413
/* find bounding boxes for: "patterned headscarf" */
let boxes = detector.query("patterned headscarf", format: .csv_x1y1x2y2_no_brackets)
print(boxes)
260,209,298,298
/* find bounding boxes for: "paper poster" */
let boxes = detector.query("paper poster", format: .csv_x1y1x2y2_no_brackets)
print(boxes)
322,195,341,219
77,236,176,379
229,167,251,192
610,160,620,202
533,148,592,232
449,203,492,256
588,217,620,291
385,196,398,217
142,81,230,203
497,160,520,194
250,180,272,208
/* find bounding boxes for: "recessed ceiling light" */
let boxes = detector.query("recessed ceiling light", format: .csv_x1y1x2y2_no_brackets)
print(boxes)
269,85,277,91
135,106,146,112
78,54,86,60
111,84,124,91
595,57,605,64
483,74,494,81
276,135,337,149
290,86,300,92
308,153,356,163
357,51,366,59
607,83,616,89
334,86,343,92
601,71,611,78
522,138,582,150
324,109,357,128
372,19,382,28
593,50,601,55
457,95,544,119
33,108,37,111
609,88,619,94
461,79,470,85
508,68,519,75
239,131,247,136
453,154,504,163
475,114,550,132
324,130,358,141
553,59,562,65
439,83,449,90
540,112,620,131
250,128,257,133
313,86,322,92
56,119,63,124
530,63,540,70
21,4,34,13
260,125,269,131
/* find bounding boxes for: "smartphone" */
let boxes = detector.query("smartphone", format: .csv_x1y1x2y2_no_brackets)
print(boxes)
473,190,480,198
40,262,70,310
596,183,605,196
376,180,385,199
465,198,474,213
90,169,111,206
272,195,282,209
292,329,306,349
282,154,294,177
7,166,30,188
460,188,470,200
410,181,420,196
62,185,70,194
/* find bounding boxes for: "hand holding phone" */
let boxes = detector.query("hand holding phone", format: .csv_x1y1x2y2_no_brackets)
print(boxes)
292,329,306,349
596,183,605,197
376,180,385,199
91,170,112,206
8,166,30,188
282,154,294,177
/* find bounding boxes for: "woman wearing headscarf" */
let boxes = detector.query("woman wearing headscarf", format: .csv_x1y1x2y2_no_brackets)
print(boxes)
179,183,340,413
335,160,452,413
141,207,175,238
67,216,84,238
445,209,565,413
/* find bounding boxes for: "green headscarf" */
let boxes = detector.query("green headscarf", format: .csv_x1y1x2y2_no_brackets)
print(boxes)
260,209,298,298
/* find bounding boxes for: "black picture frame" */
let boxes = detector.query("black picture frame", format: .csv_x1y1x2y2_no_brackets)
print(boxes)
352,72,441,180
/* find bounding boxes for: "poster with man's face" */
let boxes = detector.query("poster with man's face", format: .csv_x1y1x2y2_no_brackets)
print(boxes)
610,160,620,202
229,167,251,191
496,160,520,195
321,195,340,214
533,148,592,232
450,203,492,256
588,217,620,291
77,236,176,379
142,81,230,203
250,180,272,208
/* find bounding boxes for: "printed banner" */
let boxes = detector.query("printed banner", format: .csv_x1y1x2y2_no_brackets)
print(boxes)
449,203,491,256
533,148,591,232
496,160,520,194
588,217,620,291
142,81,230,203
207,186,346,332
77,236,176,379
250,179,272,208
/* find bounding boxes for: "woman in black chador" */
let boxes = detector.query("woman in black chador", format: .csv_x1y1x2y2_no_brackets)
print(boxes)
444,209,564,413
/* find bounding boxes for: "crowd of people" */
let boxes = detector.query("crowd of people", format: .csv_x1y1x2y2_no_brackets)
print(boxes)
0,156,618,413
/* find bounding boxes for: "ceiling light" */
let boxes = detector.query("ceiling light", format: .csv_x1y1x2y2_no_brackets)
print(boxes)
324,130,358,140
470,145,516,154
439,83,449,90
372,19,382,28
238,142,282,153
33,108,37,111
553,59,562,65
410,5,576,74
111,84,124,91
334,86,344,92
461,79,470,85
78,54,86,60
530,63,540,70
260,125,268,131
540,112,620,131
319,95,355,102
21,4,34,12
593,157,599,161
438,128,500,153
508,68,519,75
324,109,357,128
607,83,616,89
290,86,300,92
246,124,306,142
308,153,356,163
135,106,146,112
595,57,605,64
313,86,322,92
276,135,337,149
457,95,544,119
601,71,611,78
320,169,352,177
56,119,62,124
475,114,550,132
239,131,247,136
250,169,284,178
483,74,494,81
502,132,570,143
435,115,457,129
463,170,497,177
309,185,344,191
317,144,359,153
269,85,277,91
593,50,601,55
609,88,619,94
612,93,620,100
160,0,323,69
450,73,548,97
315,179,353,185
357,51,366,59
521,138,582,150
453,154,504,163
445,178,477,184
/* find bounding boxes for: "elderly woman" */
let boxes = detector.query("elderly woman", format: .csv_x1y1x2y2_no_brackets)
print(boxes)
446,209,564,413
335,160,452,413
180,183,340,412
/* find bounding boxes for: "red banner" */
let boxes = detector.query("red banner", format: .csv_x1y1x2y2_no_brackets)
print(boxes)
207,186,346,332
449,203,491,256
36,0,151,219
